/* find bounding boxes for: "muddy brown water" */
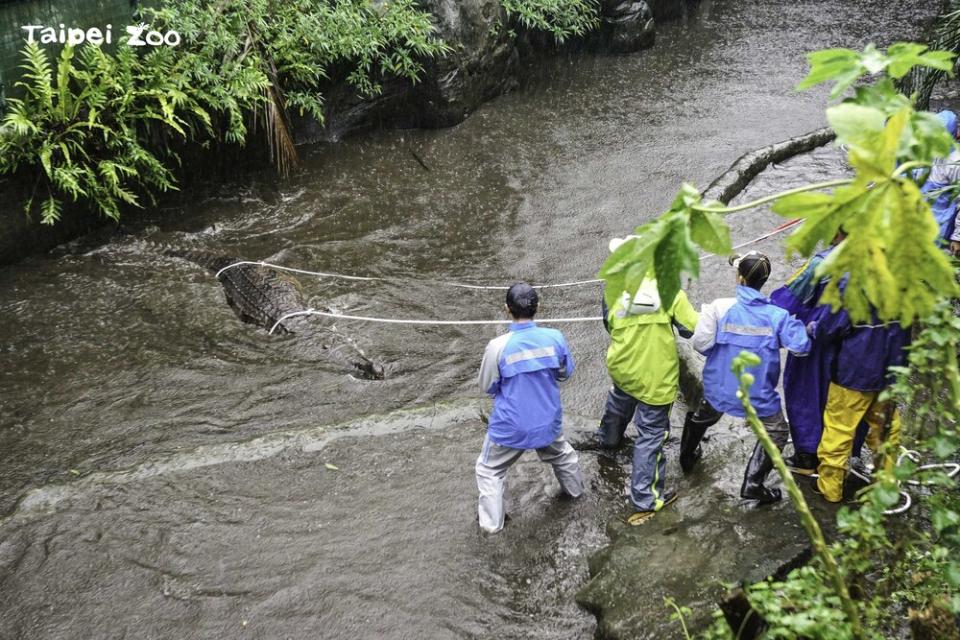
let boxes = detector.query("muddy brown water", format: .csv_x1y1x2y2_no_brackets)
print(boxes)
0,1,939,638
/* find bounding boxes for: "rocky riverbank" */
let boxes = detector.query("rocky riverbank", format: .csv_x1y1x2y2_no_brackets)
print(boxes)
301,0,665,141
0,0,679,265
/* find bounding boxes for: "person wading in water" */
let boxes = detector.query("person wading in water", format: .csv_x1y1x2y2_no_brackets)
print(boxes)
475,283,584,533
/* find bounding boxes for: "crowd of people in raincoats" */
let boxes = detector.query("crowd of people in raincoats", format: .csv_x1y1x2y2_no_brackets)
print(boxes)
472,111,960,533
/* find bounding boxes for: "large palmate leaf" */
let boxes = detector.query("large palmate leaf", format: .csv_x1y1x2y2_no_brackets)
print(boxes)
798,42,955,99
599,182,722,310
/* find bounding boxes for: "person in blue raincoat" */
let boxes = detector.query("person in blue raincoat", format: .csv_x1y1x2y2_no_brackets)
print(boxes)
920,110,960,244
679,252,811,504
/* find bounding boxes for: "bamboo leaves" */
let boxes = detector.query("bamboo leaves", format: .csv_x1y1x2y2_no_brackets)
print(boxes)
501,0,601,43
1,1,450,223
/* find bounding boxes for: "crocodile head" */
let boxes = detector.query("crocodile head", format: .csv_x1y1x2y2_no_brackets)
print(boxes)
317,333,385,381
355,357,386,381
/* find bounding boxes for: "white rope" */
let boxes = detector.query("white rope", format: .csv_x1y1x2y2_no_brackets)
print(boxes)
219,218,804,289
886,490,913,515
269,308,603,335
216,260,601,290
897,448,960,486
844,466,912,515
216,261,381,281
438,278,604,290
838,448,960,515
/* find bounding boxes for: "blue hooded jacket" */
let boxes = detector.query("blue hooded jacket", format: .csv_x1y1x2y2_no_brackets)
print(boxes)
478,322,574,449
697,286,811,418
770,248,838,453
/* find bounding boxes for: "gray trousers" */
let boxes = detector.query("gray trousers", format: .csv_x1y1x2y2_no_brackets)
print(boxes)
596,386,674,511
629,401,673,511
475,434,584,533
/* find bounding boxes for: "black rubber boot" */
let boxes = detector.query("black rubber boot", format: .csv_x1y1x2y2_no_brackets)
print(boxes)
679,412,710,473
784,452,819,476
740,442,782,505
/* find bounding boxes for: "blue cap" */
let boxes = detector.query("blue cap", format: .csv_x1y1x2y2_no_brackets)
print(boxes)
937,110,958,137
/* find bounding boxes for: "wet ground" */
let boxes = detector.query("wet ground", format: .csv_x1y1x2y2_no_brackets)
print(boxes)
0,0,940,637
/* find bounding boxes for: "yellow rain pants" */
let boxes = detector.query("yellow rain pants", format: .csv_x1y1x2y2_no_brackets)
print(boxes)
816,383,901,503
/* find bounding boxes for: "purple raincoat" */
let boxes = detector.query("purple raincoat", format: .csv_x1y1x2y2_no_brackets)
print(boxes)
770,249,835,455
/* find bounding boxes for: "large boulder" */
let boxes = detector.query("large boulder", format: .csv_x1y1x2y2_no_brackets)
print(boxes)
297,0,518,141
594,1,656,53
298,0,661,142
408,0,520,127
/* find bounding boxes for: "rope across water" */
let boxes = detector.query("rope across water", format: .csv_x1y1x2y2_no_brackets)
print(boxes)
215,217,807,332
269,309,605,335
218,218,804,291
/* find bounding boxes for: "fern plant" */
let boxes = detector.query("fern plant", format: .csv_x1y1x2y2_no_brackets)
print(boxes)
0,0,449,224
0,43,199,222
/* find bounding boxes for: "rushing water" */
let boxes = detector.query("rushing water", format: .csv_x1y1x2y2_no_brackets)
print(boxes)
0,1,941,638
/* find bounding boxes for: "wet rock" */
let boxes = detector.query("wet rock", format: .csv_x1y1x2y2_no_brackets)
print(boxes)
594,1,656,53
305,0,518,140
409,0,520,128
574,423,840,639
300,0,666,142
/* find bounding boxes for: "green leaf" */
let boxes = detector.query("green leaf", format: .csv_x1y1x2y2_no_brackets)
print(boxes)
598,218,664,309
933,508,960,535
930,435,959,459
781,182,867,258
860,43,887,75
796,48,862,96
772,191,833,222
893,457,917,481
40,195,62,225
871,481,902,508
325,463,339,471
653,215,699,308
885,179,958,323
689,209,732,255
672,182,702,209
886,42,956,78
906,111,956,166
827,103,886,150
947,563,960,588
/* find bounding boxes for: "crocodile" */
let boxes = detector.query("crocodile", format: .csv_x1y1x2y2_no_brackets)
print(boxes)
166,250,385,380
